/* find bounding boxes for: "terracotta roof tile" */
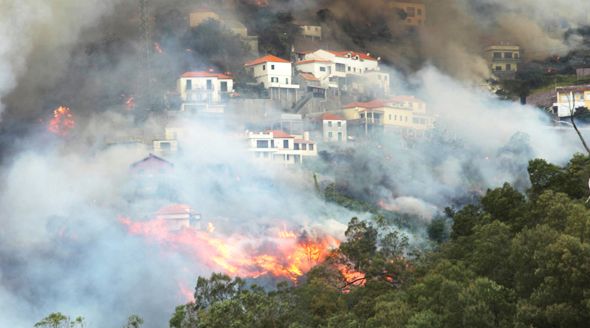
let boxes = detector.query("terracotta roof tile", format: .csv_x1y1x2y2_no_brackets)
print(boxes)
245,55,290,66
321,113,345,120
181,71,232,79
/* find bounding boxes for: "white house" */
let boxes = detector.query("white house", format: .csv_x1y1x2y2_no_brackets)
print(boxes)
552,85,590,118
155,204,201,231
178,71,234,106
247,130,318,165
244,55,298,89
295,59,338,88
320,113,347,143
300,50,380,77
295,49,389,95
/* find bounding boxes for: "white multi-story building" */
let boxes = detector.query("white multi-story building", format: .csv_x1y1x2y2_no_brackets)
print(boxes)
244,55,298,89
321,113,347,143
177,71,234,113
300,49,380,76
295,49,389,95
246,130,318,164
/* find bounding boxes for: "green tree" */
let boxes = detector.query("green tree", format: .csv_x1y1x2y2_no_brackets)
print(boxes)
123,314,143,328
34,313,84,328
480,183,527,231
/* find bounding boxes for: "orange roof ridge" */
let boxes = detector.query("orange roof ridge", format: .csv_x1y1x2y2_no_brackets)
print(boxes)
245,55,290,66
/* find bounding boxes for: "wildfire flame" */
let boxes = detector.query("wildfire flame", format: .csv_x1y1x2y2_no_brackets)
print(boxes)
47,106,75,136
119,216,340,281
125,96,135,110
154,42,163,54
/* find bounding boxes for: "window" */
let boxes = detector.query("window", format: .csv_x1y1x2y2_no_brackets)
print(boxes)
514,53,519,59
328,132,333,138
347,66,351,72
263,64,266,70
336,63,345,72
417,8,422,15
294,143,300,150
271,140,275,148
271,64,275,70
220,81,228,92
506,64,512,71
286,78,289,84
257,140,269,148
495,66,502,71
160,142,171,150
338,132,342,141
493,52,502,59
328,121,332,127
302,144,307,150
337,121,342,127
283,140,289,148
504,52,513,59
206,80,213,90
186,80,192,90
320,66,326,72
406,7,416,17
309,144,314,151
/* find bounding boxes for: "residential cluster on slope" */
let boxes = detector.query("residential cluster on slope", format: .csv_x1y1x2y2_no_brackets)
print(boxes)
129,2,441,164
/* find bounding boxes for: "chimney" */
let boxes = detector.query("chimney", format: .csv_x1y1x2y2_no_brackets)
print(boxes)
303,131,310,141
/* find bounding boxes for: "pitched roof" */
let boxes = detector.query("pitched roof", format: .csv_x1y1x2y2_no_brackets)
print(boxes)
267,130,294,138
130,153,174,171
328,50,377,61
295,59,333,65
244,55,290,67
556,85,590,92
181,71,232,79
343,99,388,109
298,72,319,81
156,204,193,216
321,112,345,120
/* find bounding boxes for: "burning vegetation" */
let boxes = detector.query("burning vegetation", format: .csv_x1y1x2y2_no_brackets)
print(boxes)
118,215,341,282
47,106,75,136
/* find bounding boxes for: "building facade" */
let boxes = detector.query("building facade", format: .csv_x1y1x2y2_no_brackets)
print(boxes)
484,42,521,78
247,130,318,164
321,113,347,143
391,0,426,27
177,71,234,113
553,85,590,117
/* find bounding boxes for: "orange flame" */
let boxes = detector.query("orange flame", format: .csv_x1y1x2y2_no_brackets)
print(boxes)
119,216,340,281
47,106,75,136
178,281,195,303
207,222,215,233
154,42,163,54
125,96,135,110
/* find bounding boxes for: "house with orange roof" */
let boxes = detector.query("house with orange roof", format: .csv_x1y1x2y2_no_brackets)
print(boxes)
244,55,299,89
320,113,347,143
177,71,234,113
334,96,434,138
246,130,318,164
245,54,300,105
155,203,201,231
